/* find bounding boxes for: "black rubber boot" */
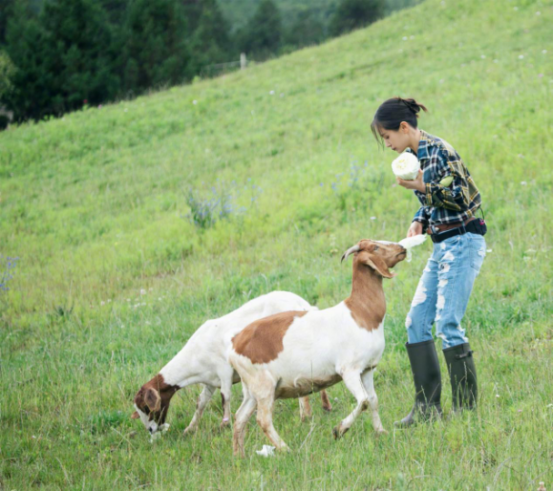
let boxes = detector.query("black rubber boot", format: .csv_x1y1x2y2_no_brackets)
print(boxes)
395,340,442,427
443,343,477,411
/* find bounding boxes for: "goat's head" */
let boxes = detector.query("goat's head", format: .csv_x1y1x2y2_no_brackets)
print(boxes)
341,239,407,278
131,375,178,434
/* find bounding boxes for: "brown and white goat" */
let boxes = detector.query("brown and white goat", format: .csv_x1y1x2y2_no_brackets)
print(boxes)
132,291,332,436
229,239,407,456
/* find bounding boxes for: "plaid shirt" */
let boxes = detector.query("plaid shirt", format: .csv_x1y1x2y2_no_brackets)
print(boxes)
406,130,481,231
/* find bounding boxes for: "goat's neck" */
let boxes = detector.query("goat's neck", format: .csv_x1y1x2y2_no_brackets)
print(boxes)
346,264,386,325
159,346,204,388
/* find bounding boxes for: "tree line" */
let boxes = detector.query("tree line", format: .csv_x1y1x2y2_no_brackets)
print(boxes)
0,0,388,123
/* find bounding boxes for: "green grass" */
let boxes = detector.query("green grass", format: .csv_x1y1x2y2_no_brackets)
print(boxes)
1,0,552,488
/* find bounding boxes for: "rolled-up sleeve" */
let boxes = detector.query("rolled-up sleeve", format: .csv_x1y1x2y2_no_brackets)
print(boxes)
412,205,430,228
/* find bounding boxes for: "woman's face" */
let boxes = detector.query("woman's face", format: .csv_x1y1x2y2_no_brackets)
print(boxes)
378,127,411,153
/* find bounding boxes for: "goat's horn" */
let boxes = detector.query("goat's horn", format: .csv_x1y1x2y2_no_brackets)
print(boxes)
341,244,360,263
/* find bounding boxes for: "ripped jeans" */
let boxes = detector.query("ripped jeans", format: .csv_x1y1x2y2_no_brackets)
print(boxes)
405,232,486,349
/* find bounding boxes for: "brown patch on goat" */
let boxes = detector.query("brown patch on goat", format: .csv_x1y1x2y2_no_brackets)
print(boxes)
344,251,387,332
232,311,308,364
275,374,343,399
134,374,179,424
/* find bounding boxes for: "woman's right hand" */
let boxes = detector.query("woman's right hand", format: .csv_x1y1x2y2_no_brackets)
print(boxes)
407,221,423,238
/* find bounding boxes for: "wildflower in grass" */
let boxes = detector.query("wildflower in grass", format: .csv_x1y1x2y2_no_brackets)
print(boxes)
186,179,260,229
0,255,19,292
519,55,525,59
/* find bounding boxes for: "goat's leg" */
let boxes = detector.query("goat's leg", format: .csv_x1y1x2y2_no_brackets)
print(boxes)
320,390,332,412
233,386,257,458
362,368,387,435
256,392,290,452
299,396,312,422
183,384,215,436
333,371,369,439
219,371,234,429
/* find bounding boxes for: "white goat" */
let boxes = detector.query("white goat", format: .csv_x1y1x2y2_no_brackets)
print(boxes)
132,291,332,435
229,239,407,456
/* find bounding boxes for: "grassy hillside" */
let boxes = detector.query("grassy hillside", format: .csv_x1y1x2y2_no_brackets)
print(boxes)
1,0,552,488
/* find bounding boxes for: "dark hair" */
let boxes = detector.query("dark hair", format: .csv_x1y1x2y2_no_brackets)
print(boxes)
371,97,428,145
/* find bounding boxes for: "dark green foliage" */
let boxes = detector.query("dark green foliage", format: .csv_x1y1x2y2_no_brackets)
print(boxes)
41,0,119,111
186,0,233,75
330,0,384,36
1,0,418,120
100,0,128,25
218,0,340,34
283,8,326,49
3,4,51,120
3,0,119,120
123,0,190,92
238,0,282,59
0,49,14,101
0,0,15,44
181,0,204,31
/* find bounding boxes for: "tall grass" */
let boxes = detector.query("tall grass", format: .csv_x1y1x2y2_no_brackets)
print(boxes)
0,0,551,488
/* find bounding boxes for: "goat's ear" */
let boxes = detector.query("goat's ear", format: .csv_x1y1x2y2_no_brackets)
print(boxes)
131,411,140,419
360,252,395,279
144,388,162,412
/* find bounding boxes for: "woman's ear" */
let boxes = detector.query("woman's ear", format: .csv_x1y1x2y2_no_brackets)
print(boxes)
400,121,409,133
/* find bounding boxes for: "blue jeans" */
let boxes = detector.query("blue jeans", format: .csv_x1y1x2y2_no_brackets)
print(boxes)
405,233,486,349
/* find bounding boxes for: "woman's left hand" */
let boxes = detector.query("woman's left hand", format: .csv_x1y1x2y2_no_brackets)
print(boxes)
396,169,425,193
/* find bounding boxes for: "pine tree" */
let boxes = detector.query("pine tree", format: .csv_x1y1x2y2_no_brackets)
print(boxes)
238,0,282,59
187,0,232,75
123,0,190,93
41,0,119,113
329,0,384,36
0,0,16,45
3,2,52,120
284,8,325,49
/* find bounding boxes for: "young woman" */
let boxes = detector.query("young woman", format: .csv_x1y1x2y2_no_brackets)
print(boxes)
371,97,487,426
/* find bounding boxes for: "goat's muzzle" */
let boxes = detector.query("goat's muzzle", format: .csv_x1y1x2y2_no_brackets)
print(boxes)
341,244,360,263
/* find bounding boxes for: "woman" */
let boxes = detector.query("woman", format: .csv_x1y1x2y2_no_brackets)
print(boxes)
371,97,487,426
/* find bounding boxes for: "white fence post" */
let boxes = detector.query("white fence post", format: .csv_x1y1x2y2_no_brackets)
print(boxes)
240,53,247,70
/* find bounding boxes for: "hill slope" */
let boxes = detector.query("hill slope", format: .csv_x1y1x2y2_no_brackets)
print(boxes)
0,0,551,488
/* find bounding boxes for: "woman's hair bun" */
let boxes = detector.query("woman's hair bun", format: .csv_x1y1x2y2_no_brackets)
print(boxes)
399,97,428,116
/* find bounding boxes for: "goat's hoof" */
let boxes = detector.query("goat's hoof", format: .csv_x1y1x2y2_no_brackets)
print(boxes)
322,404,333,413
333,425,348,440
220,419,231,430
375,428,388,437
183,426,196,437
233,448,246,459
